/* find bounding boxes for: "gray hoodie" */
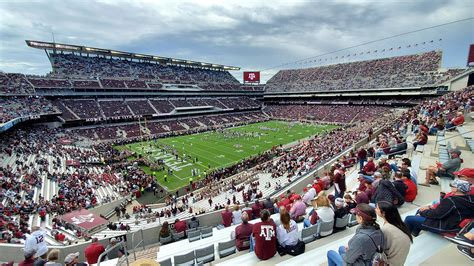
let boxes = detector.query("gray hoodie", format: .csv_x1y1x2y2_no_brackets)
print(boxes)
343,225,383,266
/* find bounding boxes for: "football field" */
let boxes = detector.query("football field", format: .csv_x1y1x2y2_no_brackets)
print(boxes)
115,120,338,191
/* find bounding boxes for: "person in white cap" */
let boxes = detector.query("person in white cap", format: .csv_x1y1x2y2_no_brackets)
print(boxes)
64,252,87,266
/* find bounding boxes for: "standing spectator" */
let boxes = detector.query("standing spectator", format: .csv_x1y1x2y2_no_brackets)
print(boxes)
232,205,243,225
326,204,383,266
221,205,233,227
232,212,254,251
252,209,277,260
263,197,274,214
84,238,105,265
405,180,474,237
357,148,367,170
24,226,48,262
376,201,412,265
333,164,346,198
276,212,302,256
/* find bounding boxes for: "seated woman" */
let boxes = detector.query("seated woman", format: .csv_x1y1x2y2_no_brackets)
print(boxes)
276,212,302,256
159,221,170,240
327,203,383,266
303,191,335,228
376,201,412,265
405,180,474,237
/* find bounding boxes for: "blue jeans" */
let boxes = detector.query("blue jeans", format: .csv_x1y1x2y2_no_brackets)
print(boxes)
359,159,366,170
303,218,313,228
375,150,385,159
249,236,255,252
327,246,345,266
405,215,433,237
390,163,399,173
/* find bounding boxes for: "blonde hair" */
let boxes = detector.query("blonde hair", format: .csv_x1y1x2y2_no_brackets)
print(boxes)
47,249,60,261
233,205,240,211
313,191,330,208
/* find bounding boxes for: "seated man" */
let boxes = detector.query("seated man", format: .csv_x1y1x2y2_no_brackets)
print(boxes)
420,148,462,187
231,212,254,251
405,180,474,237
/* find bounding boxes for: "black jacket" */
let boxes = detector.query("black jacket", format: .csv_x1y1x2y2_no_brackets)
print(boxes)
420,194,474,232
372,179,405,206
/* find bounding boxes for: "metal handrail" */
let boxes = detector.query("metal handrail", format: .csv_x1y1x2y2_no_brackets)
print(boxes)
97,241,129,266
131,228,145,261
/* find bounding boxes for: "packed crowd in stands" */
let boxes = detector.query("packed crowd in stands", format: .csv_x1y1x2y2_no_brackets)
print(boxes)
52,97,260,122
0,96,59,124
264,104,390,124
72,112,268,141
266,51,466,92
49,53,240,84
0,73,35,95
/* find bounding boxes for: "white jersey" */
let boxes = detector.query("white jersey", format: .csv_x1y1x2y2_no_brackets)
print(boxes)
24,229,48,257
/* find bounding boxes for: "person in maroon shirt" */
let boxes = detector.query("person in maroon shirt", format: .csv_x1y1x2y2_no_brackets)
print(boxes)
19,249,36,266
233,212,254,251
84,238,105,264
362,157,376,175
333,164,346,198
221,205,233,227
251,200,263,219
401,170,417,202
252,209,276,260
174,218,187,233
357,148,367,170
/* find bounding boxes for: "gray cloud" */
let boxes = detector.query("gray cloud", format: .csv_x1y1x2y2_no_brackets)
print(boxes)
0,0,472,82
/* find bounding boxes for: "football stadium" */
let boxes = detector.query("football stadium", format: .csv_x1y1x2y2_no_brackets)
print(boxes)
0,1,474,265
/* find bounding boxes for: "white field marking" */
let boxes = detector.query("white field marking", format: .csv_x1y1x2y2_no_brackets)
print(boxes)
235,150,243,153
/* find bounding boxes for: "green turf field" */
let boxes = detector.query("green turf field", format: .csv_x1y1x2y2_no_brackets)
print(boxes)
115,120,338,191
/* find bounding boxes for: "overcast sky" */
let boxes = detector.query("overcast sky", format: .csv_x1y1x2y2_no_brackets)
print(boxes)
0,0,473,82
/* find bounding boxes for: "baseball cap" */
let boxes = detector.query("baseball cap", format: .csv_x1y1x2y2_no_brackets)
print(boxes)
450,179,471,194
453,168,474,178
64,252,80,264
24,249,36,258
449,148,462,156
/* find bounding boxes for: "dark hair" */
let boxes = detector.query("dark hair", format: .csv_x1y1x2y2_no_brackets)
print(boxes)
377,201,413,242
402,158,411,167
356,203,379,230
260,209,270,221
401,169,411,180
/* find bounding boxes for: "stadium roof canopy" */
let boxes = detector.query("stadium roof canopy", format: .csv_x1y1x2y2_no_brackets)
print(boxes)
26,40,240,71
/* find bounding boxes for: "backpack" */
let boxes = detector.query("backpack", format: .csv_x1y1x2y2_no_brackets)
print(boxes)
363,232,388,266
287,240,305,256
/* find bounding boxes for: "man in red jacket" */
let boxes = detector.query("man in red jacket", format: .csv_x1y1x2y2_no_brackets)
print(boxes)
362,157,376,175
84,238,105,264
252,209,276,260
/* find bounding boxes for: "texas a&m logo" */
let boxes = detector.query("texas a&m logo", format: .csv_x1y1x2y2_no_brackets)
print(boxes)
259,225,275,240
